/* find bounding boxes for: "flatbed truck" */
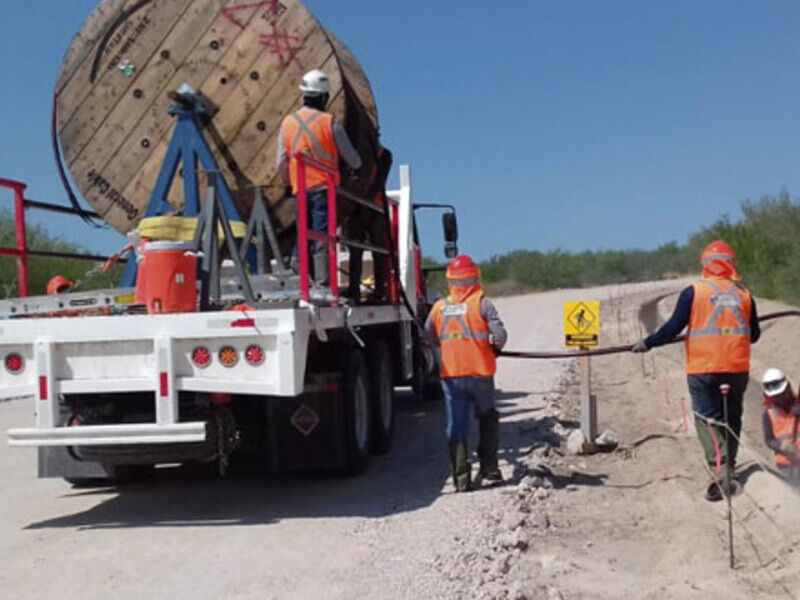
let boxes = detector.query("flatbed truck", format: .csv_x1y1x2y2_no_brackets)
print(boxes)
1,164,453,483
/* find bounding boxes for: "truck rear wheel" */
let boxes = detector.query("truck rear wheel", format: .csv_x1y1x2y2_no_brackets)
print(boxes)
411,328,442,402
343,349,372,474
369,339,395,454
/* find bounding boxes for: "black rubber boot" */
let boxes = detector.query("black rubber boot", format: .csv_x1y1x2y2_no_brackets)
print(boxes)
448,440,472,492
696,416,739,501
477,411,503,486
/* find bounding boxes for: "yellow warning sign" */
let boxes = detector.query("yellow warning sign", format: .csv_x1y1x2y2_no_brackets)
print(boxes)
563,301,600,348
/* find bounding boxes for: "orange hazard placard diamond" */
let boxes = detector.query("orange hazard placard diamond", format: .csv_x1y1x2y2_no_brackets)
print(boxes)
563,300,600,348
291,404,320,436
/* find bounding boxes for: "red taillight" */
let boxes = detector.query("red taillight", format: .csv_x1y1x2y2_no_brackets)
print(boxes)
39,376,48,400
191,346,211,368
5,353,24,374
159,372,169,397
245,344,264,366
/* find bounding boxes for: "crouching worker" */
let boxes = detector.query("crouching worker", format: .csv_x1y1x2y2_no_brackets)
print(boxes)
425,255,507,492
761,368,800,483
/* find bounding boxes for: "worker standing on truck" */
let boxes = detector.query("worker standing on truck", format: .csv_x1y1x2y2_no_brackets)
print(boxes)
632,240,760,501
277,69,362,285
761,368,800,483
425,255,507,492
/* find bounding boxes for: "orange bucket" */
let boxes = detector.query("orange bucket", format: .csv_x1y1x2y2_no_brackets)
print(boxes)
139,242,197,314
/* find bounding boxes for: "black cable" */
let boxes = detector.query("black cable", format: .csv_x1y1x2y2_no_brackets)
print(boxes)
50,97,101,227
52,0,154,228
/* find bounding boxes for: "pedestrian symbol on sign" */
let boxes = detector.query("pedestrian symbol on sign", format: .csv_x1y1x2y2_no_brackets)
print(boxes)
563,301,600,348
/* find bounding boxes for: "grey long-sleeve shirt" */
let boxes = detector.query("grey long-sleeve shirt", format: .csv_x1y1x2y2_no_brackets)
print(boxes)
424,297,508,352
277,109,362,186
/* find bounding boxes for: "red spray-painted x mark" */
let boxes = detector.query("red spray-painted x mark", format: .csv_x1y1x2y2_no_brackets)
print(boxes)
259,24,304,70
221,0,284,30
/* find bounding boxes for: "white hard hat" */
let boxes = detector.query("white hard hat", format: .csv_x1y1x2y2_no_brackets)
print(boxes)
299,69,330,95
762,368,788,397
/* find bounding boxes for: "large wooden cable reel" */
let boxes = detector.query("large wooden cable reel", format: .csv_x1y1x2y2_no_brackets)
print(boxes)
55,0,381,235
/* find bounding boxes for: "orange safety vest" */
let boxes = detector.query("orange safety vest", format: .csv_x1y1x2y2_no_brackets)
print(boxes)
766,406,800,467
685,278,752,374
281,107,340,194
431,293,496,379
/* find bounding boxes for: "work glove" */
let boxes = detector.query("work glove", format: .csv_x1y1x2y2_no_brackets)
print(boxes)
631,339,650,353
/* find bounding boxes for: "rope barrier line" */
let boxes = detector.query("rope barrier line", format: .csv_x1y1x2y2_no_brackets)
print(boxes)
498,310,800,360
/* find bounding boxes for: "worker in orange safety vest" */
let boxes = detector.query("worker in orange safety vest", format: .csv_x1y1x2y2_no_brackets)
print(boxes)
277,69,362,286
425,255,507,492
761,368,800,483
632,240,760,502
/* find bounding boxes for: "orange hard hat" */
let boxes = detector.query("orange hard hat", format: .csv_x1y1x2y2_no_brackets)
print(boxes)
47,275,74,295
700,240,736,266
446,254,480,283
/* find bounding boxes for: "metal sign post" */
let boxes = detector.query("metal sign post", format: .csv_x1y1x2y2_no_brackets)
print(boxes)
579,354,598,442
564,301,601,444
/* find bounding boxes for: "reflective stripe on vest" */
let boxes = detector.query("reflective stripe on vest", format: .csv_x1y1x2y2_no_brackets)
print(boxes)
289,111,335,163
767,406,800,467
432,294,496,378
686,280,751,339
437,302,490,341
685,278,752,375
282,108,339,193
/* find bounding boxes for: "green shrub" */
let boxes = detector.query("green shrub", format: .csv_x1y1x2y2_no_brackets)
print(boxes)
0,210,121,297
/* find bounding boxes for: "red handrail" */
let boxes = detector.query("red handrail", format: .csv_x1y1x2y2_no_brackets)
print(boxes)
0,178,123,299
0,178,29,297
295,153,397,303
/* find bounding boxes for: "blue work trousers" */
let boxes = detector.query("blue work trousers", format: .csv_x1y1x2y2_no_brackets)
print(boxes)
293,189,329,256
442,376,496,441
688,372,747,471
688,373,747,437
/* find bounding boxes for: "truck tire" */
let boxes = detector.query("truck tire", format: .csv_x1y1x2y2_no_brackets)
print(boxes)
343,349,372,475
369,340,394,454
412,336,442,402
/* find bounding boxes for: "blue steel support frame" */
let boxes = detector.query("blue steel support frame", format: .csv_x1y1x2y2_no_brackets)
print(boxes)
121,104,243,286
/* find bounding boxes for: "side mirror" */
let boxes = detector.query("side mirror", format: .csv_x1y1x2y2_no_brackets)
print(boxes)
442,212,458,258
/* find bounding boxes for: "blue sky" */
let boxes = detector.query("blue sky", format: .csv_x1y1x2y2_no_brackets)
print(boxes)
2,1,800,260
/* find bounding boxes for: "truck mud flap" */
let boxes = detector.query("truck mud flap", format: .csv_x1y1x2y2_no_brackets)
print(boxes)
39,447,113,480
266,378,346,472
